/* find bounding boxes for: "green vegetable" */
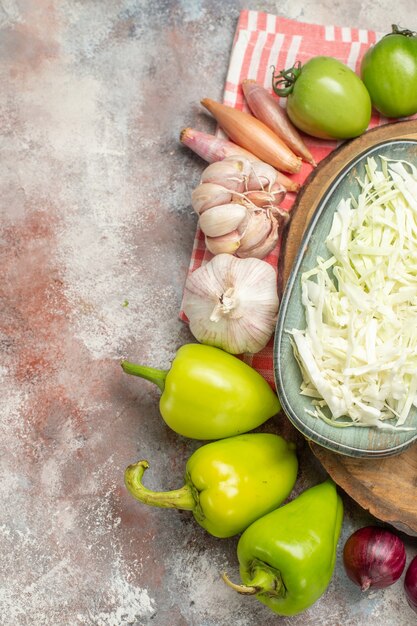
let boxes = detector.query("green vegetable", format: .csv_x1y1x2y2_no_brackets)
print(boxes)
124,433,298,538
361,25,417,118
223,479,343,616
121,343,280,439
272,56,371,139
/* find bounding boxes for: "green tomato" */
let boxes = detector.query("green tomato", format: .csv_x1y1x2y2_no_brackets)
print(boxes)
360,26,417,118
272,56,372,140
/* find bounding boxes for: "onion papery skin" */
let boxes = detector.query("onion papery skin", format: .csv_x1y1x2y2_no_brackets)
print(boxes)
404,555,417,613
343,526,406,591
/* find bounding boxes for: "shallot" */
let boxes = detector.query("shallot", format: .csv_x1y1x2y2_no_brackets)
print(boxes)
180,127,300,192
201,98,302,174
242,79,316,166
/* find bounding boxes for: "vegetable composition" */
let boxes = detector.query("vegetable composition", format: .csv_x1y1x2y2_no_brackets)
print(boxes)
361,25,417,118
222,479,343,616
343,526,406,590
183,254,279,354
121,343,280,439
272,56,372,139
201,98,302,173
192,155,288,259
125,433,298,538
121,18,417,622
291,157,417,429
404,555,417,613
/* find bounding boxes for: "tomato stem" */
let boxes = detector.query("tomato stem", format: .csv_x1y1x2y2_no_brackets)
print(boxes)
271,62,302,97
388,24,416,38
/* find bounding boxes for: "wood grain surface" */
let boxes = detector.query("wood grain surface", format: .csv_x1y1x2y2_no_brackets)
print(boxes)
281,119,417,536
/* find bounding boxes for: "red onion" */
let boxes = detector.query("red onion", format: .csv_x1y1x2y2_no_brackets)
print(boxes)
404,555,417,613
343,526,406,591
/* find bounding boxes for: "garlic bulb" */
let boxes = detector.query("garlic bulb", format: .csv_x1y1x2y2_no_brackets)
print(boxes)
183,254,279,354
192,155,288,259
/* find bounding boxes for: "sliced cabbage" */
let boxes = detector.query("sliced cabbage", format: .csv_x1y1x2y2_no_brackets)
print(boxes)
290,156,417,430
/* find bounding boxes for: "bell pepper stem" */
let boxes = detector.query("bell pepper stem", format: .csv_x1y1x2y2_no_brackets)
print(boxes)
124,460,196,511
121,360,168,392
222,573,260,595
222,565,283,597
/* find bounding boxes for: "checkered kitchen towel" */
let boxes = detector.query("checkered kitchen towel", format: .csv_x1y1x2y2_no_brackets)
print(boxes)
180,9,402,388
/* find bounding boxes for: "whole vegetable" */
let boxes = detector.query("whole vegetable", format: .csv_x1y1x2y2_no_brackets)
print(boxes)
242,79,317,166
180,128,300,192
343,526,406,591
404,555,417,613
223,479,343,616
361,25,417,118
125,433,298,538
183,254,279,355
272,56,372,139
121,343,280,439
201,98,302,173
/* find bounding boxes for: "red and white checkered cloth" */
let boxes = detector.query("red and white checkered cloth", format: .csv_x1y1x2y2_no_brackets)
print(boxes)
180,9,411,389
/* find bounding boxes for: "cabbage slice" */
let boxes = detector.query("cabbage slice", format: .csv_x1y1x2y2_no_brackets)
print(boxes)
290,156,417,430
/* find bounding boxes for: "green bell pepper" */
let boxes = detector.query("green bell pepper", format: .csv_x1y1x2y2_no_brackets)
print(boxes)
223,479,343,615
124,433,298,538
121,343,280,439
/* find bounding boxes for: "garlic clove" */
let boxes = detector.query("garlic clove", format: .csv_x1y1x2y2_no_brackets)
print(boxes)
242,190,277,208
200,156,252,192
270,181,287,205
270,204,291,228
236,209,251,235
199,203,247,238
237,216,279,259
246,161,278,191
191,183,233,215
238,210,272,253
182,253,279,355
205,230,241,255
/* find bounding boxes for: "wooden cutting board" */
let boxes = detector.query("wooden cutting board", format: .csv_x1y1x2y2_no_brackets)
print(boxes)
281,119,417,536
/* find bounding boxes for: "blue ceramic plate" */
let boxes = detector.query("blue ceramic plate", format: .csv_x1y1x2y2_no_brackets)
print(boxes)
274,139,417,458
